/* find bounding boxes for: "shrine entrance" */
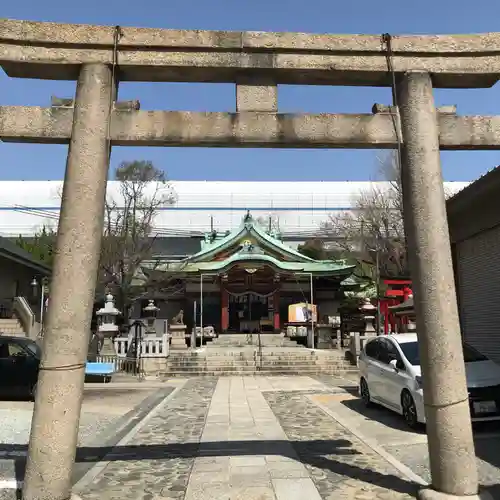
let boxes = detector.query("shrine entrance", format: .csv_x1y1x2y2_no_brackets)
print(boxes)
227,292,274,333
5,19,496,498
222,264,279,333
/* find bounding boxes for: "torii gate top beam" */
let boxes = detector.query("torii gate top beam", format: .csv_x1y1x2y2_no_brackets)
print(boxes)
1,19,500,87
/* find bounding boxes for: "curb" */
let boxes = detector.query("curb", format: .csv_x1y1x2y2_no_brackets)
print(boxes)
306,394,428,487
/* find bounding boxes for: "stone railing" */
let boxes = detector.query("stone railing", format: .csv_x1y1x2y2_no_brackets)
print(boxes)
13,296,36,338
348,332,377,365
113,334,169,358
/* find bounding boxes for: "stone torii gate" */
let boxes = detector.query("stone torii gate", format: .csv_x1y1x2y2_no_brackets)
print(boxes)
1,19,497,500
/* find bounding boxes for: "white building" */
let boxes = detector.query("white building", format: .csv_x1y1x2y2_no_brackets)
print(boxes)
0,180,470,247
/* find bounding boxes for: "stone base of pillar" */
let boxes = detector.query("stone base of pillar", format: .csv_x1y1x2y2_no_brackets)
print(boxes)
417,488,493,500
99,336,116,356
307,328,316,349
170,324,187,349
316,324,334,349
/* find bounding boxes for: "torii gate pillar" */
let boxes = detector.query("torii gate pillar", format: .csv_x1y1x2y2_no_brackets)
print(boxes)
22,63,114,500
399,72,479,499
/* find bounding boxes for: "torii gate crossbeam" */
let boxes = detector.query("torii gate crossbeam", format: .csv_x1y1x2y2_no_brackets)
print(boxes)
1,19,494,500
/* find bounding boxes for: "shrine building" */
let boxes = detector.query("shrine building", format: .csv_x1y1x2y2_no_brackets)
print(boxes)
138,212,355,335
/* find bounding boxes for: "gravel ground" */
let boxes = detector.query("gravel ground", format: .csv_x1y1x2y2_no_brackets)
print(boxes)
0,385,175,500
0,408,120,446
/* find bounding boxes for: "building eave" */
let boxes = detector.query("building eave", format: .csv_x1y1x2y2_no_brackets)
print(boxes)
0,237,52,275
150,253,355,277
447,165,500,217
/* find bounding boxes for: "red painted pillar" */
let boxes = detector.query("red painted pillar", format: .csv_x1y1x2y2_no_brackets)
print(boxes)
221,287,229,332
273,288,280,332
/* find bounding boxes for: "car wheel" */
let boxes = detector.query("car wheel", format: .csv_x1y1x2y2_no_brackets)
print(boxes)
401,390,419,429
360,378,372,407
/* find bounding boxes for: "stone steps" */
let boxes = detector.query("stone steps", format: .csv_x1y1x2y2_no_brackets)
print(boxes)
0,318,26,337
159,366,357,378
165,335,352,376
166,363,350,371
167,359,348,367
168,354,346,362
163,345,352,376
209,334,300,348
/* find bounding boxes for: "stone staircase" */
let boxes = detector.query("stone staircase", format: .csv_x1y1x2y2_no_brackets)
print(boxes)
208,333,300,348
161,346,355,377
0,318,26,337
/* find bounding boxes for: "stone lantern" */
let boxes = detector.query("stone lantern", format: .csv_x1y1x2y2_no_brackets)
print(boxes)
360,297,376,336
143,299,160,336
96,293,121,355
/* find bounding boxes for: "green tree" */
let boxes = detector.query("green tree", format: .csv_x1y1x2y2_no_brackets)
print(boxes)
297,239,330,260
16,226,57,267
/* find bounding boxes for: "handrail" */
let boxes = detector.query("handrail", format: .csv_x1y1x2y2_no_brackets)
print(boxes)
13,296,36,338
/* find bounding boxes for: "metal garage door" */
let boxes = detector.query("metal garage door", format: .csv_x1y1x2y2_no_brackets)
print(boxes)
456,226,500,364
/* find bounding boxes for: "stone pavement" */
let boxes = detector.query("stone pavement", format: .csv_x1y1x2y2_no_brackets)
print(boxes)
314,375,500,499
0,383,177,499
74,376,425,500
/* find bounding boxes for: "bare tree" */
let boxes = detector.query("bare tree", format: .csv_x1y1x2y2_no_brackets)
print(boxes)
323,150,457,278
322,152,408,278
99,160,179,319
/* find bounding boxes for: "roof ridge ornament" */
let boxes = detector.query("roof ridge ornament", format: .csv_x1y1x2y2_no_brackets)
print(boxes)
243,210,253,223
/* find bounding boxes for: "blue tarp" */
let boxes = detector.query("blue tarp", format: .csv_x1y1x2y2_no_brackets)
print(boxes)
85,362,115,375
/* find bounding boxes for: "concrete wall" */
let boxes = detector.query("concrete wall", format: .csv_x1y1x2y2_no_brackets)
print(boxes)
447,172,500,361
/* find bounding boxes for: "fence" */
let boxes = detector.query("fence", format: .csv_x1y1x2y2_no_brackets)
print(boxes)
95,354,145,378
94,334,169,379
113,334,170,358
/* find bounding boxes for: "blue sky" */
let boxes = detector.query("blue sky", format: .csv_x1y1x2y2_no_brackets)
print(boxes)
2,0,500,182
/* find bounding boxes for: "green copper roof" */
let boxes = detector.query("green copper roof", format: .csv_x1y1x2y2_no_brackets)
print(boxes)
152,250,354,276
189,211,318,264
146,212,355,277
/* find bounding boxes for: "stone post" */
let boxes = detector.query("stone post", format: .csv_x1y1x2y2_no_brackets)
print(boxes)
22,63,114,500
398,72,478,499
236,77,277,112
221,286,229,332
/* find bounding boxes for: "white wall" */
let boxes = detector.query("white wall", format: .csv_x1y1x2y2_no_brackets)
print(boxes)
0,180,469,237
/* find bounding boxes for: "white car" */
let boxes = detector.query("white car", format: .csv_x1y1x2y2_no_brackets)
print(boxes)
358,333,500,428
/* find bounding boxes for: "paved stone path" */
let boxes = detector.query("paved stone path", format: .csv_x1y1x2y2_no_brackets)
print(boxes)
315,375,500,498
264,391,418,499
78,378,217,500
75,376,425,499
0,385,172,492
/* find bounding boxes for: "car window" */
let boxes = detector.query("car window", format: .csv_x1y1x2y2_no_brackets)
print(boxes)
398,340,488,366
382,338,400,361
0,342,25,358
22,342,41,359
398,341,419,365
364,339,381,359
377,340,392,365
